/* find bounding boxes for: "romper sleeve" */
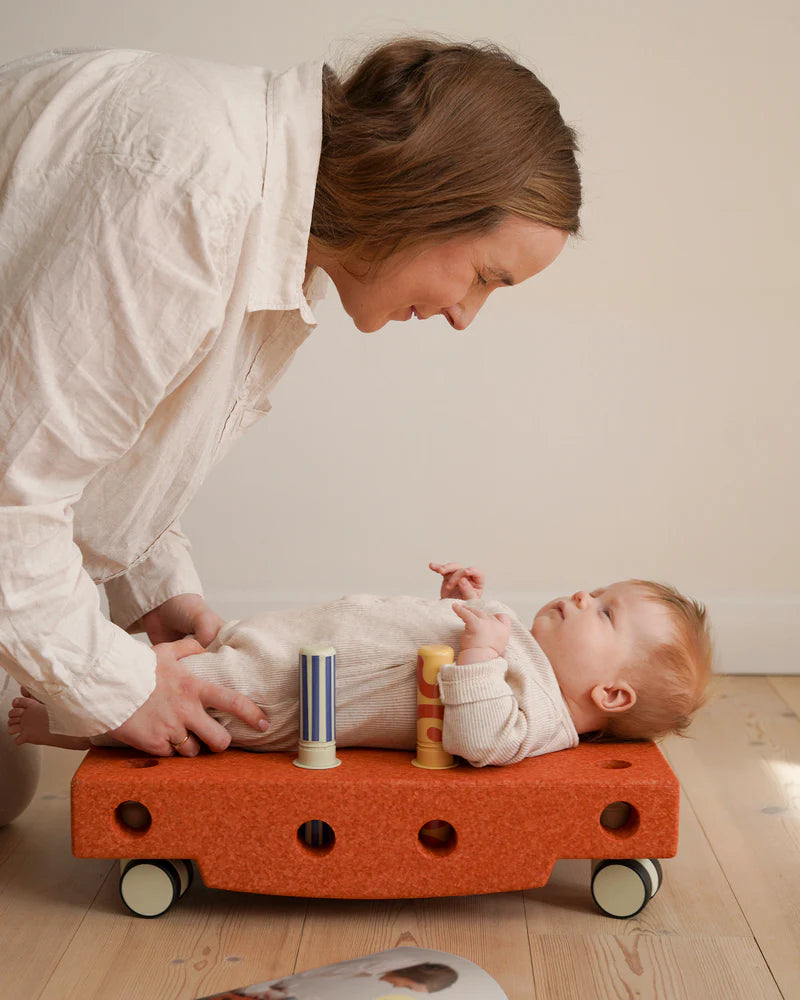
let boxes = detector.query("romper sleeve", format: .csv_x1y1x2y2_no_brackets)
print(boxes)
0,152,236,736
438,657,572,766
438,659,532,766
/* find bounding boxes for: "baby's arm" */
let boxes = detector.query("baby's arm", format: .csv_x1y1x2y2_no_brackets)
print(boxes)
452,602,511,663
438,662,532,767
429,561,485,599
439,606,531,767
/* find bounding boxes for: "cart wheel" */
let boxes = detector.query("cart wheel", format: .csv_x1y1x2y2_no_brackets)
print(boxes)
177,859,194,897
647,857,663,896
591,858,662,918
119,859,183,917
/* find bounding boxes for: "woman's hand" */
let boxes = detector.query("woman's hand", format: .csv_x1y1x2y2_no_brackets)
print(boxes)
452,602,511,664
429,561,485,600
110,636,269,756
141,593,224,647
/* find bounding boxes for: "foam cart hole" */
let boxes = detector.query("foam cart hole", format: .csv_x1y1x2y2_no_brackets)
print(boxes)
418,820,457,854
298,820,335,850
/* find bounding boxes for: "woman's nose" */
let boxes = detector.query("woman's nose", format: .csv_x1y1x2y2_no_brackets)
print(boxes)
571,590,591,609
446,286,492,330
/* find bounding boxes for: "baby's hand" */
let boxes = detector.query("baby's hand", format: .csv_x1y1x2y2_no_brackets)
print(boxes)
452,602,511,664
429,561,485,600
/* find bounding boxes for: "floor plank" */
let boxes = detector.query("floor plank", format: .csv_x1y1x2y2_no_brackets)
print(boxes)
292,893,535,1000
38,873,308,1000
3,678,799,1000
769,674,800,718
0,748,111,999
663,675,800,999
526,934,781,1000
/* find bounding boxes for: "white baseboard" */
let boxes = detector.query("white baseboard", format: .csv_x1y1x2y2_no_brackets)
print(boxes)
206,590,800,676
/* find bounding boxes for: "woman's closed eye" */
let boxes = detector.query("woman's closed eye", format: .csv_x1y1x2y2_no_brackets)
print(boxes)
475,271,489,287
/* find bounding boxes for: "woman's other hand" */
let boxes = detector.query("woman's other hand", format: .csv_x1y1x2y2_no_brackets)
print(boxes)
429,561,485,600
141,593,224,647
109,636,269,756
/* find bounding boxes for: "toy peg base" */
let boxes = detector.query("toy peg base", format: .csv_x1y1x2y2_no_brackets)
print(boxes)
412,745,459,770
293,757,342,770
294,740,341,770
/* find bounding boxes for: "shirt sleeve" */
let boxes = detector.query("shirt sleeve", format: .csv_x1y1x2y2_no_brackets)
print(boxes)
104,521,205,633
0,152,234,736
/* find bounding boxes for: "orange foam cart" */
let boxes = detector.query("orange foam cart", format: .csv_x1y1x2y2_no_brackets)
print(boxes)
71,740,679,918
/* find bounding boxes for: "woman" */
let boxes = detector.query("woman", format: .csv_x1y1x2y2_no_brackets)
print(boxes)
0,38,580,819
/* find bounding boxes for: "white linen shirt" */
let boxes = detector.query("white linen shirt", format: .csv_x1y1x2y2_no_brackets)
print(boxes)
0,48,328,736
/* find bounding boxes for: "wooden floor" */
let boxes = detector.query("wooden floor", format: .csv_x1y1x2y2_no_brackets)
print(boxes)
1,675,798,999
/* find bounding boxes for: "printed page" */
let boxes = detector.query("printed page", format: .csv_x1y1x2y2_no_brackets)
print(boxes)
197,946,509,999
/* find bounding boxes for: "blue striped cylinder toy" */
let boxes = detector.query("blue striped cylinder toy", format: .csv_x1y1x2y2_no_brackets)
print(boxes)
293,644,341,770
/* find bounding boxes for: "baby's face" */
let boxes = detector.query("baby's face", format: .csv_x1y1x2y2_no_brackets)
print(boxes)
531,582,674,694
379,973,429,992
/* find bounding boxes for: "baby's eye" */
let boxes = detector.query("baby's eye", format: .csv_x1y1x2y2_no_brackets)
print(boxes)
602,607,612,620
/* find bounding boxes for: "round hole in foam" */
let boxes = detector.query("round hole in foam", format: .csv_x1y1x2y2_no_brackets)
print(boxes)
599,801,640,838
115,800,152,834
297,820,336,854
417,819,457,855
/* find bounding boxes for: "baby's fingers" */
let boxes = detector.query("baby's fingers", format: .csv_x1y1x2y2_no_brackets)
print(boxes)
451,602,480,623
430,561,462,575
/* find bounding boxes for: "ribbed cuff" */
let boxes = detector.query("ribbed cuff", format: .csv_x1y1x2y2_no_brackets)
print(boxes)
438,658,508,705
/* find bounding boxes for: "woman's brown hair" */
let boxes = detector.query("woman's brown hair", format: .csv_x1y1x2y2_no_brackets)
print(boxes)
310,37,581,272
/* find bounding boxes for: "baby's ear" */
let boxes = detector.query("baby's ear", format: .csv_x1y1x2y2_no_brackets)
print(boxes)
591,681,636,714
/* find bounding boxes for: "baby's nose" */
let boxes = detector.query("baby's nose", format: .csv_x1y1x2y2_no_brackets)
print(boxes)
572,590,591,609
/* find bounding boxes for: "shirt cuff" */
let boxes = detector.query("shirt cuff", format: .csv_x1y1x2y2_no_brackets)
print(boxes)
438,658,509,704
104,525,203,631
45,624,157,737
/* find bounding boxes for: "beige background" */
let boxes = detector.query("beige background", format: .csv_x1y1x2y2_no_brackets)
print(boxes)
2,1,798,673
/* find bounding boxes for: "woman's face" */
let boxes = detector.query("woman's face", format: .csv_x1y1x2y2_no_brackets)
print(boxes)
315,215,568,333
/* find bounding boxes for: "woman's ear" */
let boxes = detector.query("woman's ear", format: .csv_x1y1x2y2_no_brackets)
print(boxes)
590,681,637,714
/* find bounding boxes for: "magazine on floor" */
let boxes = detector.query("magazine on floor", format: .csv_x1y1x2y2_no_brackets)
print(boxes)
196,946,509,999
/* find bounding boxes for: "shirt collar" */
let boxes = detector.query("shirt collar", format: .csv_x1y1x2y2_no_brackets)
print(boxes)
248,59,326,323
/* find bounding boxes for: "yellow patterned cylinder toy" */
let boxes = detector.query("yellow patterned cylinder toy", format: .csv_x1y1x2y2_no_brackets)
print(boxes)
412,643,459,770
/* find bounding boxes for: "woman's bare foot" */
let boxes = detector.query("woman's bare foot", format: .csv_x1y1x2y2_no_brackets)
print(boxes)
7,690,91,751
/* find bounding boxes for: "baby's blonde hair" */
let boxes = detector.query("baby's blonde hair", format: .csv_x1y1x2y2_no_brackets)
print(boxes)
599,580,713,741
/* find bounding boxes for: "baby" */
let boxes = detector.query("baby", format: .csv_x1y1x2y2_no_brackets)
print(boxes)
233,959,459,997
7,562,712,766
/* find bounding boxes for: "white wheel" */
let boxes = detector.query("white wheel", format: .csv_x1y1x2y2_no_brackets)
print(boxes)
119,860,182,917
176,859,194,897
591,859,659,918
647,857,663,896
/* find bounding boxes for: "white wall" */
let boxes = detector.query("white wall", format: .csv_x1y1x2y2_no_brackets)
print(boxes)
3,1,798,673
